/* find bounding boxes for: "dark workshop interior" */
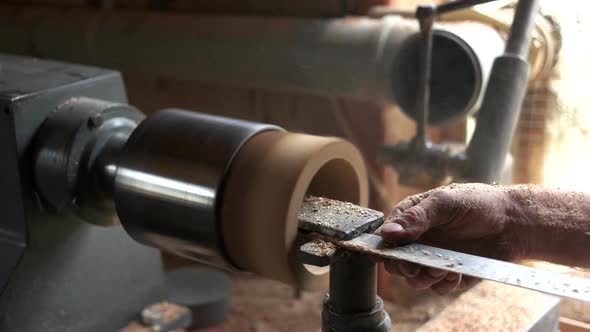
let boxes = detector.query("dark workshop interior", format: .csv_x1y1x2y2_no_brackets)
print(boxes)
1,0,590,331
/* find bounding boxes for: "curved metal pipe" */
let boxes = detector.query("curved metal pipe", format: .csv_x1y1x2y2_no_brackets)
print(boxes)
392,22,504,124
0,6,502,124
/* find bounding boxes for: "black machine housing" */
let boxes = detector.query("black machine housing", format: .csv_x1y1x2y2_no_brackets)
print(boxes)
0,54,166,331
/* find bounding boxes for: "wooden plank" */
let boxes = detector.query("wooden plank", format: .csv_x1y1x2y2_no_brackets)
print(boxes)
561,317,590,332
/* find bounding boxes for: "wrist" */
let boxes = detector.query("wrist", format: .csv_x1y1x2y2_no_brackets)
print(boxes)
501,187,536,261
492,185,590,267
501,185,588,264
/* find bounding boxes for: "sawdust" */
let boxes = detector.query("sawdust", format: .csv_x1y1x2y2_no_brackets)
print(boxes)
223,274,456,332
417,281,552,332
304,239,336,256
301,196,380,222
502,185,590,267
119,322,160,332
298,195,382,234
505,184,590,224
554,268,590,323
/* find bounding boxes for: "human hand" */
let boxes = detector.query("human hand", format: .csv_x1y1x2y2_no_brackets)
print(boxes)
379,183,523,294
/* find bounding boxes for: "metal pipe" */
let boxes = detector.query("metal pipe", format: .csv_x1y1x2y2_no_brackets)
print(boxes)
0,5,502,124
0,6,411,101
114,109,280,270
133,0,354,17
504,0,541,57
464,0,541,182
392,21,504,124
328,251,377,313
323,250,390,331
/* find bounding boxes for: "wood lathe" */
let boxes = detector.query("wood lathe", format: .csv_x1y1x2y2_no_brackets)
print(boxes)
0,0,569,331
0,53,370,331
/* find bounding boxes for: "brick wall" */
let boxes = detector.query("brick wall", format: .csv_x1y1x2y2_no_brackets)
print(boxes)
513,79,558,184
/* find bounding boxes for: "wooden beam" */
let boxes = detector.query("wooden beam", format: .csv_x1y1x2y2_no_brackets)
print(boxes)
560,317,590,332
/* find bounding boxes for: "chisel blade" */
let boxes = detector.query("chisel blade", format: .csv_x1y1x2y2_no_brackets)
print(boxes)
312,232,590,302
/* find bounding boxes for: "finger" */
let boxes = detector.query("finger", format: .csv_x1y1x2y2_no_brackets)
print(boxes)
383,260,404,276
406,268,448,290
458,276,481,290
431,273,462,295
398,261,422,278
386,191,433,221
426,267,447,278
380,206,428,244
378,222,406,241
381,192,449,245
370,255,385,264
385,191,432,222
384,260,422,278
386,199,414,221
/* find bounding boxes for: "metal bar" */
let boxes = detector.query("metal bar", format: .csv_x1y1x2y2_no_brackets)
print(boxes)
414,5,436,149
298,196,384,241
504,0,542,57
0,6,409,102
315,233,590,302
436,0,499,15
0,5,500,118
369,0,498,18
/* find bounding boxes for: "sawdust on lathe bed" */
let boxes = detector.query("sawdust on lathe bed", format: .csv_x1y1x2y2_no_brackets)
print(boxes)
223,274,456,332
417,281,551,332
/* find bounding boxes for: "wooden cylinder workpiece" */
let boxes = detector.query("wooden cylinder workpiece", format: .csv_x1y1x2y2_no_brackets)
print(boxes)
222,131,368,290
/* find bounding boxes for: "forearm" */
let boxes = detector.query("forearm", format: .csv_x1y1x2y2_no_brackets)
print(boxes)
504,185,590,267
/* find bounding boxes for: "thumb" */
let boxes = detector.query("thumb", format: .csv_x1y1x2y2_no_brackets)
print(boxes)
379,198,439,245
379,222,410,244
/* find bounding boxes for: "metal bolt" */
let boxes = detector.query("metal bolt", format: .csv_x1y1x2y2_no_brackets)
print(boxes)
87,113,103,129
